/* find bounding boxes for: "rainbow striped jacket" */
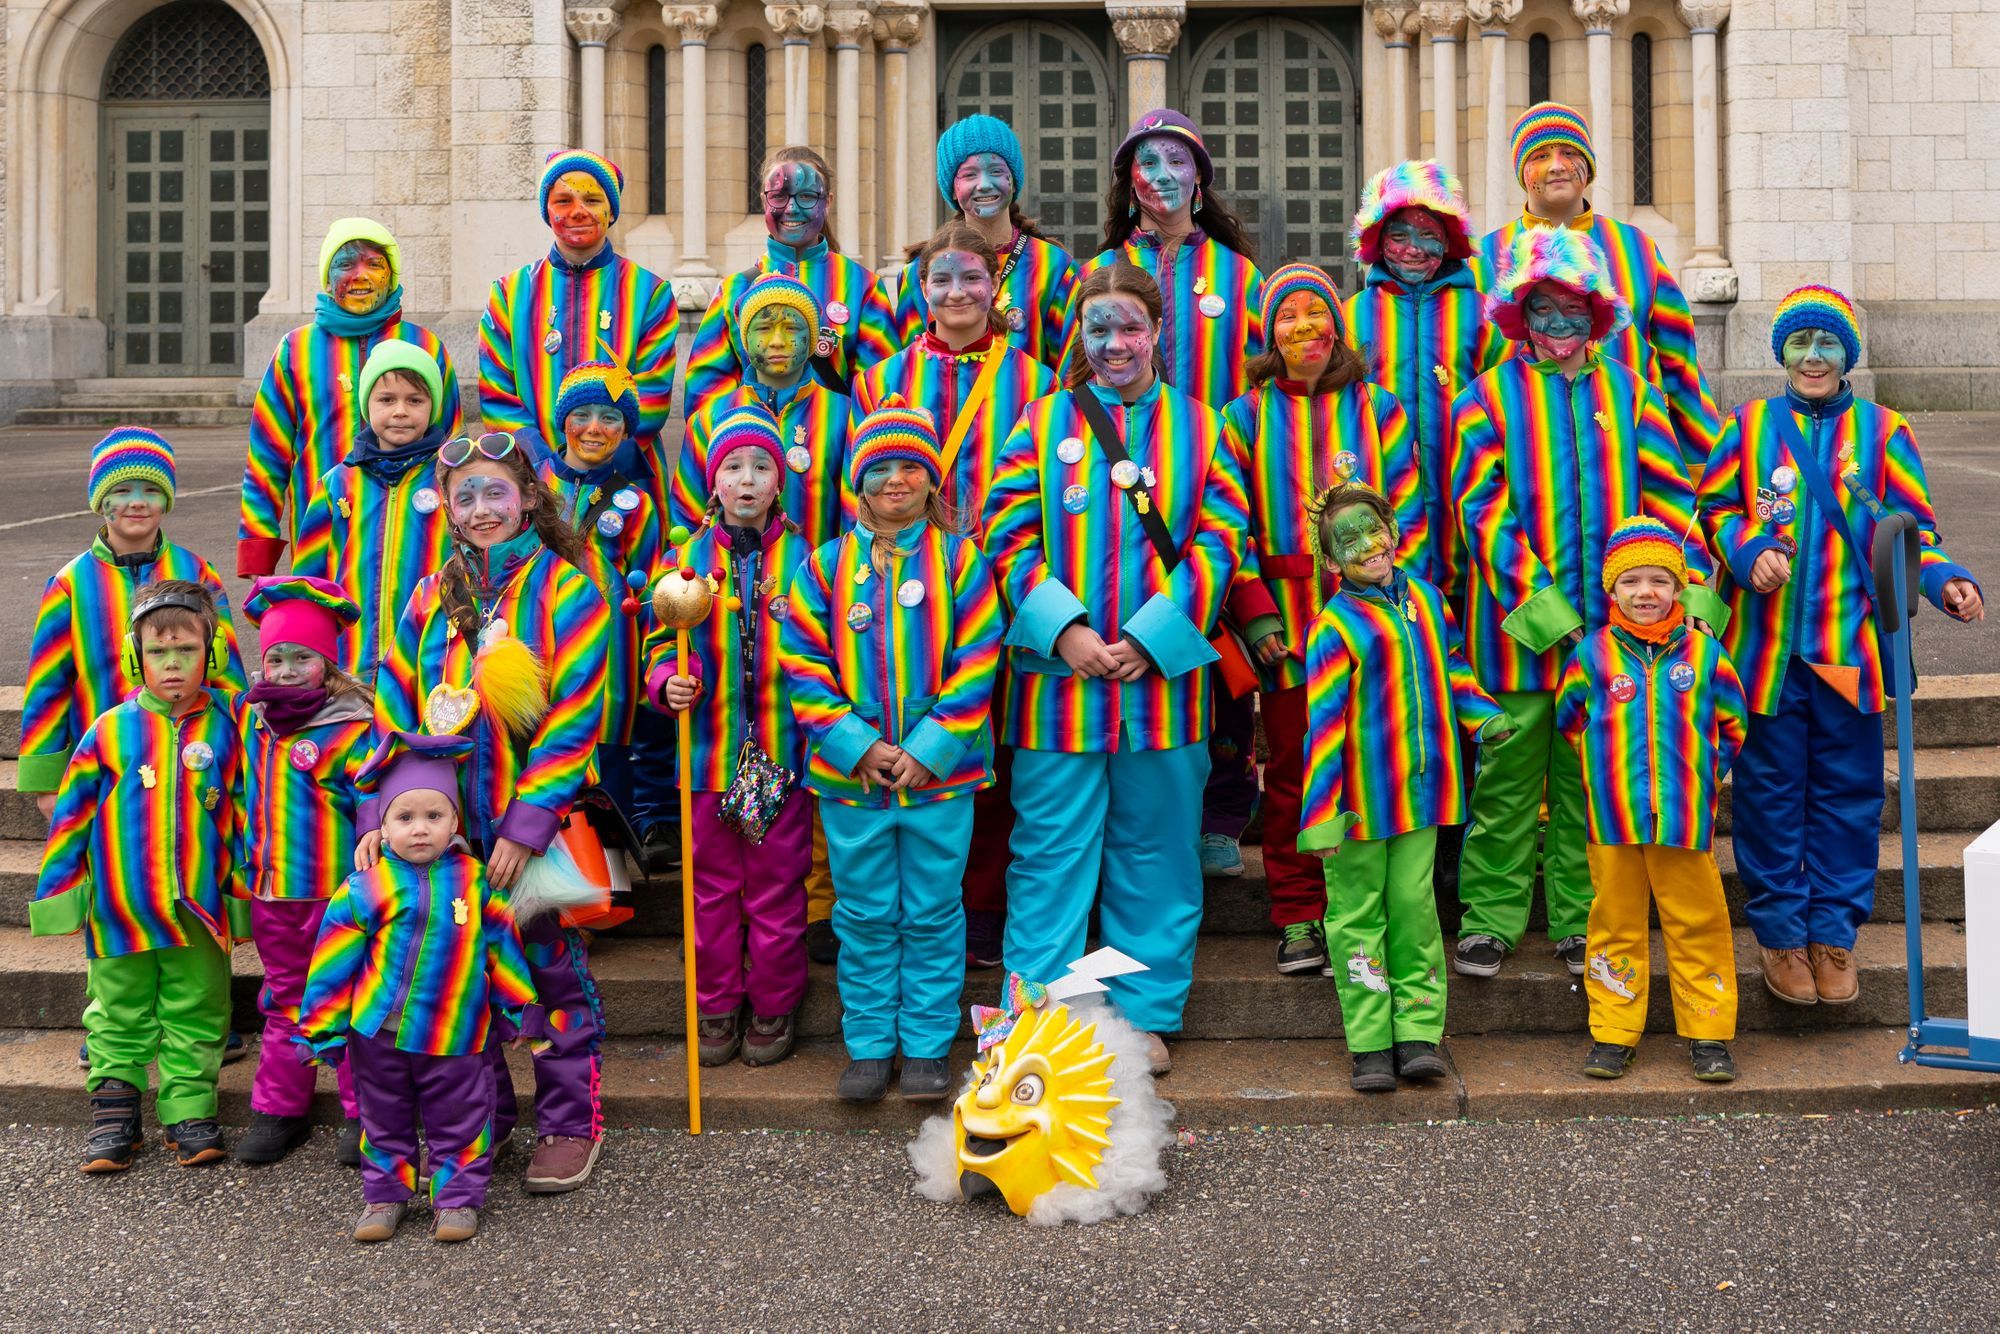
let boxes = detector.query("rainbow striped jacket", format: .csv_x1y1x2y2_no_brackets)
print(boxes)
781,521,1002,806
1220,378,1427,690
374,545,610,852
670,379,854,554
237,690,373,902
980,381,1250,753
643,520,814,791
848,334,1060,537
532,451,666,746
1555,622,1749,851
1345,262,1512,601
238,319,458,575
1697,390,1975,716
30,689,247,959
683,239,899,420
886,231,1079,369
20,535,247,793
1479,212,1722,469
1449,353,1713,694
1300,570,1505,847
1071,234,1265,409
296,848,535,1058
478,244,680,478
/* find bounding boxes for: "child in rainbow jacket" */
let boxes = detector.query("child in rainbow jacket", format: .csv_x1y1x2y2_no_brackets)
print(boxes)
1555,517,1748,1082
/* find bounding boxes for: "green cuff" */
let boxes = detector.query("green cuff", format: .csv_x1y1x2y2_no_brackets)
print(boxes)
29,891,87,938
226,897,254,941
1680,583,1730,637
1242,614,1284,648
1476,712,1515,742
1297,811,1360,854
1501,584,1584,655
16,750,72,793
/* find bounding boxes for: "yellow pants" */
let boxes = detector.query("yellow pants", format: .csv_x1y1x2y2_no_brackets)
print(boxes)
806,796,835,924
1583,842,1737,1044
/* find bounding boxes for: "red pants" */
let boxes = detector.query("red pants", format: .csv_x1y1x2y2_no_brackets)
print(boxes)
1261,684,1323,928
961,745,1014,914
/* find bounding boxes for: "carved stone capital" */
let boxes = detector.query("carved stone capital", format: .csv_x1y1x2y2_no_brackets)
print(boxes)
1416,0,1468,39
765,4,825,39
661,3,720,43
826,4,875,44
1571,0,1630,32
565,3,627,45
1367,0,1419,42
872,3,924,48
1674,0,1731,31
1683,265,1739,305
1465,0,1524,30
1108,4,1186,57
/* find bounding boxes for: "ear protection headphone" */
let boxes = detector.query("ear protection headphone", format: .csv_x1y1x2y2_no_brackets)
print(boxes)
122,589,229,681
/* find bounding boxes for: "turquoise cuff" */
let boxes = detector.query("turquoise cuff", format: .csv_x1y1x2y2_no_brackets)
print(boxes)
1680,583,1730,636
28,891,86,938
1122,592,1221,680
820,712,883,780
16,750,72,794
1501,584,1584,654
1297,811,1360,854
1005,578,1091,657
900,714,969,781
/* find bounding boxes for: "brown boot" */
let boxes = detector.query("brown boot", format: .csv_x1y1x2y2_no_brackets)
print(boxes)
1807,942,1860,1004
1760,946,1818,1005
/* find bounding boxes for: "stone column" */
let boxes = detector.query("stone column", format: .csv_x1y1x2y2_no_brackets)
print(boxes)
1108,4,1185,116
875,2,927,265
1676,0,1736,302
1418,2,1467,174
663,4,721,305
765,5,826,145
1573,0,1629,213
565,3,628,157
827,4,875,249
1468,0,1522,218
1368,2,1420,162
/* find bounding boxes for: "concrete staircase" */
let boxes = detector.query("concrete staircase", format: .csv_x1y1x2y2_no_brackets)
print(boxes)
1,680,1996,1130
11,379,250,428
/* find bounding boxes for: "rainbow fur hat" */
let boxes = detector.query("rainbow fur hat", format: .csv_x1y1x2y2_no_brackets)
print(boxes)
849,400,943,489
1350,161,1475,266
1602,515,1687,591
1486,228,1630,343
736,271,822,331
88,426,176,514
539,149,624,225
1770,285,1862,372
555,359,641,438
1260,264,1348,338
1511,103,1596,188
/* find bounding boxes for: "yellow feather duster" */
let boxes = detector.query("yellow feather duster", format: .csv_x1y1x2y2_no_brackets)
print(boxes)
472,630,549,738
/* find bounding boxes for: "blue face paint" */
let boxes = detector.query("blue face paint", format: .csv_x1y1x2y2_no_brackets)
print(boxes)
1381,208,1448,285
952,153,1014,221
922,250,995,332
1132,137,1196,222
1079,295,1156,389
1524,285,1594,363
763,162,828,246
1782,328,1847,399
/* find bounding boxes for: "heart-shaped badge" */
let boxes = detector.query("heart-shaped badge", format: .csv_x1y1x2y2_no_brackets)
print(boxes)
424,683,481,736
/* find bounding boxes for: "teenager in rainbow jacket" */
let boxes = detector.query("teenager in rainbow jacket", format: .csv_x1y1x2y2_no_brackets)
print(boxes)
479,151,680,487
1697,286,1983,1008
1344,162,1509,602
886,115,1077,369
980,262,1250,1074
1479,104,1721,472
1447,227,1719,983
1220,263,1425,977
239,217,459,577
683,145,897,418
781,406,1002,1103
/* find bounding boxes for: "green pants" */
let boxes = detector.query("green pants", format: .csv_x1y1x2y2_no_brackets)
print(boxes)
1457,689,1591,945
83,913,231,1124
1322,826,1445,1053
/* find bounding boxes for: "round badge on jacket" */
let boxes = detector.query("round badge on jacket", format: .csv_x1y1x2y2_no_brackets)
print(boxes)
1669,662,1697,692
612,487,641,512
826,300,851,326
1062,484,1090,514
543,328,562,354
846,601,874,632
597,509,627,537
1057,437,1085,466
786,445,812,474
1608,674,1637,704
413,488,440,515
897,579,925,608
1198,293,1226,319
289,739,321,771
181,741,215,772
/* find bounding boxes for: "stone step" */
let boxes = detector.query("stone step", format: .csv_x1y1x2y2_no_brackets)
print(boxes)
0,688,18,761
11,406,251,428
0,922,1957,1041
58,391,241,409
0,1024,1983,1131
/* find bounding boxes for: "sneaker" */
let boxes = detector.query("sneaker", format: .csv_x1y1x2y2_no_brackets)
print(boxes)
1690,1040,1737,1083
80,1078,142,1174
1392,1040,1447,1081
336,1117,363,1168
1142,1032,1172,1077
164,1117,228,1166
804,918,840,965
221,1030,248,1065
741,1013,795,1067
352,1200,406,1243
1199,832,1245,878
76,1038,89,1070
432,1206,480,1243
965,909,1004,970
1350,1050,1397,1093
696,1010,740,1066
523,1134,601,1194
1583,1041,1637,1079
637,822,679,876
235,1111,311,1165
837,1058,893,1103
900,1057,953,1102
1276,921,1328,976
1553,935,1588,975
1453,934,1508,977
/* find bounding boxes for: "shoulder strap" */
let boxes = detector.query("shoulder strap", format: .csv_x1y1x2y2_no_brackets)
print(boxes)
1073,389,1182,575
1768,400,1876,602
938,344,1010,478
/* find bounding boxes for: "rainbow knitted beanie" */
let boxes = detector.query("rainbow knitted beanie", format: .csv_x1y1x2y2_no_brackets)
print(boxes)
540,149,624,225
88,426,176,514
1770,285,1861,372
555,359,641,438
1260,263,1347,338
1602,515,1687,591
704,406,786,495
1511,103,1596,188
849,401,943,489
736,271,823,332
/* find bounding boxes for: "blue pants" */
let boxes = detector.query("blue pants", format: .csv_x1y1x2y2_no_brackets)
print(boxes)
1732,657,1885,950
823,796,975,1060
598,708,678,834
1006,737,1210,1032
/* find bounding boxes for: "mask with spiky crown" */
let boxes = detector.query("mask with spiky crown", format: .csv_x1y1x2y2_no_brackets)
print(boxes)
953,1000,1121,1215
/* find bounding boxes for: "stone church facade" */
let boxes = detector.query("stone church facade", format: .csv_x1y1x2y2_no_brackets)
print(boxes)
2,0,1996,421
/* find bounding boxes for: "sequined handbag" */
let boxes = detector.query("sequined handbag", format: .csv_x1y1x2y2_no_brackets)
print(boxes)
717,738,796,845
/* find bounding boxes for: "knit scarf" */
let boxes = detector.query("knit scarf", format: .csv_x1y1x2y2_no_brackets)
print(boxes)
347,420,451,484
245,680,329,736
1609,603,1682,645
463,527,545,600
312,286,404,338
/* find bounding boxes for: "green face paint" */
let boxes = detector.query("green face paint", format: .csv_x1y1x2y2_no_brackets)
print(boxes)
1328,502,1395,585
1782,328,1846,400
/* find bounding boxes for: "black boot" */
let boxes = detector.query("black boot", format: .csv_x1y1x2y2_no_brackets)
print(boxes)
235,1111,312,1164
804,919,840,965
1392,1040,1448,1081
638,823,679,877
336,1117,363,1168
164,1117,227,1166
1350,1050,1397,1093
80,1079,142,1174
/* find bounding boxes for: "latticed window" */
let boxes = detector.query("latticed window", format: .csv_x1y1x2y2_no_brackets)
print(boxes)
1527,33,1550,106
103,0,269,101
1631,33,1654,207
745,44,768,211
647,44,668,216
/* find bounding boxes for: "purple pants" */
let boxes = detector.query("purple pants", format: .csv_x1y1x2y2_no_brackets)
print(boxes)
349,1032,497,1208
492,914,607,1142
1202,684,1259,836
691,789,810,1017
250,897,358,1119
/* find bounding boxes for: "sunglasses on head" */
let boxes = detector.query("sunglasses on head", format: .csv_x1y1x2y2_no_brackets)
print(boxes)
440,431,520,469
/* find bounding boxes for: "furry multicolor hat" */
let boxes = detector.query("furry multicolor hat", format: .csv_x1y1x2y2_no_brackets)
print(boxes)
539,149,624,225
555,358,641,438
849,400,943,489
1350,161,1476,266
1113,109,1213,186
88,426,176,514
1771,285,1862,372
318,217,401,291
1602,515,1687,591
735,271,822,332
358,338,446,424
1511,102,1596,189
1486,228,1630,343
243,575,359,662
936,115,1026,208
703,406,786,494
1260,264,1347,338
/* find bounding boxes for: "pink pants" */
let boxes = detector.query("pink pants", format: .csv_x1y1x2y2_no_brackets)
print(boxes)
251,897,358,1119
690,789,810,1017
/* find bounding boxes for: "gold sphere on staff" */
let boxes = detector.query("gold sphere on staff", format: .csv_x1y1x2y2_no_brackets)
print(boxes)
650,567,714,629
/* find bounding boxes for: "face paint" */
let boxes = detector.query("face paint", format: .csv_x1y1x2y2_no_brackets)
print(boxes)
1612,566,1680,625
101,481,168,551
546,172,612,254
383,788,458,865
260,643,329,689
744,306,810,386
138,624,204,704
446,469,527,548
327,241,392,314
1524,283,1595,366
1079,294,1157,390
1782,328,1847,400
1380,208,1448,284
367,375,433,448
715,448,780,524
563,404,628,470
861,459,930,526
763,162,828,247
1131,137,1198,225
1327,502,1397,586
952,1002,1119,1218
952,152,1015,221
923,249,995,335
1524,144,1588,214
1272,290,1337,381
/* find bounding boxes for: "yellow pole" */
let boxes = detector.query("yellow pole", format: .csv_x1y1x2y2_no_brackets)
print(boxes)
675,626,702,1136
